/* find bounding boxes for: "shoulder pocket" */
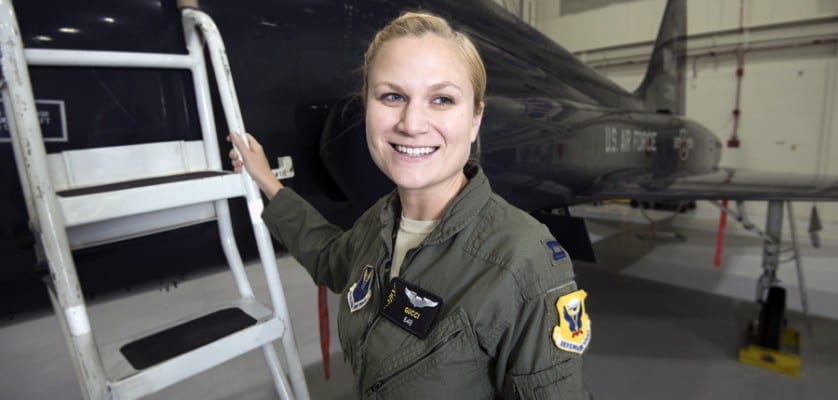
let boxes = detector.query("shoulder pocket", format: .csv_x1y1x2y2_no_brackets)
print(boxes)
509,357,586,400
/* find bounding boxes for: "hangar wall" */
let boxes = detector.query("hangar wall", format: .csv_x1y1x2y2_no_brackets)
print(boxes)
533,0,838,236
528,0,838,317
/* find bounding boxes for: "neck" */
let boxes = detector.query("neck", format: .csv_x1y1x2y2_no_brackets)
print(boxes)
398,172,468,221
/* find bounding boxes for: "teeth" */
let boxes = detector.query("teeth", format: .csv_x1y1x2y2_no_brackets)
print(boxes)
395,145,437,157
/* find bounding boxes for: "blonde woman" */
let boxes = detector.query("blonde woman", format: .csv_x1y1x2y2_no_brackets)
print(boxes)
229,11,591,399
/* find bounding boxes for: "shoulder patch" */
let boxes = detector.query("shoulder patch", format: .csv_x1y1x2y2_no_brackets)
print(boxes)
551,290,591,354
347,265,375,312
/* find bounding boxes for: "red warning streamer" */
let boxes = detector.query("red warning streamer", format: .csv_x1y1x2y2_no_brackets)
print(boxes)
318,286,330,379
714,199,728,267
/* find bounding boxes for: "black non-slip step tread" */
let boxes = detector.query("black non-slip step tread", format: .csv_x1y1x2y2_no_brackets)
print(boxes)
120,307,257,370
57,171,228,197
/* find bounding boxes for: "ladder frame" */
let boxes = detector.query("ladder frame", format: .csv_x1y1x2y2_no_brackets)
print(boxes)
0,1,310,399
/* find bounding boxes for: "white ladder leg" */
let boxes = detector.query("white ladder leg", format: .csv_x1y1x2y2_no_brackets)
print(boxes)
0,3,108,398
215,199,257,298
262,344,296,399
182,7,311,399
181,0,257,301
216,198,301,400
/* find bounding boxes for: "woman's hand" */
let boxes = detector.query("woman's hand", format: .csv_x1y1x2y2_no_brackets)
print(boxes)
227,132,284,199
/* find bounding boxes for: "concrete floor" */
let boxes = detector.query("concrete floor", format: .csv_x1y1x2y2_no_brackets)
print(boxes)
1,206,837,399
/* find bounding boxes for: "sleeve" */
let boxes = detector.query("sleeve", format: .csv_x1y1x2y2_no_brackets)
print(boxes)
260,187,364,293
496,244,592,400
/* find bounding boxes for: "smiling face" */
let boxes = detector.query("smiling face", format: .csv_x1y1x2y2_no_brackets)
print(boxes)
365,34,484,199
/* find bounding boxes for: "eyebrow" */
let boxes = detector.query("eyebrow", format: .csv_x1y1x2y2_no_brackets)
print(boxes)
429,81,463,93
374,82,403,92
374,81,463,93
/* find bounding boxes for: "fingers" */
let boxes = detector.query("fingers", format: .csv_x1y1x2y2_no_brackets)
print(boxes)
227,132,244,148
228,132,263,152
228,148,241,170
227,134,246,172
227,132,268,175
229,153,243,173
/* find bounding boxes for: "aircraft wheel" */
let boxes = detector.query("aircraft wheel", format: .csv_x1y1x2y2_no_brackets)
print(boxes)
758,286,786,350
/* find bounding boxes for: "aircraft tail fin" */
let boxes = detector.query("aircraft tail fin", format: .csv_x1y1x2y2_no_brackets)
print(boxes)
633,0,687,115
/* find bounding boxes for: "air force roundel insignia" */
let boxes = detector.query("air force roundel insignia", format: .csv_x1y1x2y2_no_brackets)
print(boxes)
347,265,375,313
552,290,591,354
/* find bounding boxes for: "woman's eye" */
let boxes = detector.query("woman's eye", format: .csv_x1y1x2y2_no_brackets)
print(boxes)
381,93,404,103
432,96,454,106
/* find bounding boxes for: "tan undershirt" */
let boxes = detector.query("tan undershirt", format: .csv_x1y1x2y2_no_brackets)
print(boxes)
390,214,439,279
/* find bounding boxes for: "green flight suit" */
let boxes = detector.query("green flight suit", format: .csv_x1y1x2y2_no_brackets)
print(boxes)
263,165,591,399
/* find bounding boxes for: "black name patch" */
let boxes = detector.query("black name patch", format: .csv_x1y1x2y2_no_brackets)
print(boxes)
380,278,443,339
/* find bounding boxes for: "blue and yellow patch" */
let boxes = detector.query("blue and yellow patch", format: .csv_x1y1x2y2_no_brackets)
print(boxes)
552,290,591,354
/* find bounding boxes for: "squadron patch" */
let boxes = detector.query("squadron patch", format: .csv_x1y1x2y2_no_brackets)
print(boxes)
347,265,375,313
552,290,591,354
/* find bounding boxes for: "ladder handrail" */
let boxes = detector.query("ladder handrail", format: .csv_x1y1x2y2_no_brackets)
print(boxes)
0,1,109,398
182,9,311,399
25,48,196,69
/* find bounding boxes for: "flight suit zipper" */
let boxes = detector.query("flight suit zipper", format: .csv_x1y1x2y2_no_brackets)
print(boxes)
356,251,391,399
359,222,428,398
357,316,383,398
364,329,463,396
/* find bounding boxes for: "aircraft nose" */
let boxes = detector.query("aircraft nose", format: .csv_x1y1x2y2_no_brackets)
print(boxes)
687,120,723,167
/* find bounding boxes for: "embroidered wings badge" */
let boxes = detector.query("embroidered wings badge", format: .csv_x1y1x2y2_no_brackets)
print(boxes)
405,287,439,308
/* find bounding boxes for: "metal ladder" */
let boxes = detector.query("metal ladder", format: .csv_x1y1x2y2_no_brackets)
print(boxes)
0,0,310,399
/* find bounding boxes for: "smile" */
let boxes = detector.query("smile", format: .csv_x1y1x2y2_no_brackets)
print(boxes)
393,144,439,157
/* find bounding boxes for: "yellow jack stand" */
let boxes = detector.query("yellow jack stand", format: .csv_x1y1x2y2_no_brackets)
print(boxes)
738,327,802,377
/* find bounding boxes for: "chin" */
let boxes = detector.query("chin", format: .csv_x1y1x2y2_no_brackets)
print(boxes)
390,177,430,191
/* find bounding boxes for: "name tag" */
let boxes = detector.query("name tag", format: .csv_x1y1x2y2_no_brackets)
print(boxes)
380,278,443,339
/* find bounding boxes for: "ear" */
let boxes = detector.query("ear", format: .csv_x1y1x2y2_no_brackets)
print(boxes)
470,101,484,143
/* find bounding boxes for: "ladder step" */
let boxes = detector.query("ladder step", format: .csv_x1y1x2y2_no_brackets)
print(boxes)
57,170,246,226
120,307,256,370
57,171,226,197
106,299,287,398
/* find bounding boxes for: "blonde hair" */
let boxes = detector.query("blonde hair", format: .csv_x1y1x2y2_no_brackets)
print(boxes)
362,12,487,115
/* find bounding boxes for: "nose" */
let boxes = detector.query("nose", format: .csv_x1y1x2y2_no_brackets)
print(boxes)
398,101,429,136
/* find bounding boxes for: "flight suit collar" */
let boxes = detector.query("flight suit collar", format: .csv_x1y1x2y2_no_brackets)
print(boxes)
377,163,491,247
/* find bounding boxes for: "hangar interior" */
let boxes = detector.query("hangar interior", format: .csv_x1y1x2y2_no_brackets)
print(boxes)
1,0,838,399
527,0,838,318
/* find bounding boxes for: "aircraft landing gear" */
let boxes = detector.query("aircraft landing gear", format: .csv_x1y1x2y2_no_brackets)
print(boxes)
740,285,801,377
758,286,786,350
733,201,804,377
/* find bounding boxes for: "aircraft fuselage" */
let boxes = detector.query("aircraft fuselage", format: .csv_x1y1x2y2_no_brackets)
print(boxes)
479,98,722,208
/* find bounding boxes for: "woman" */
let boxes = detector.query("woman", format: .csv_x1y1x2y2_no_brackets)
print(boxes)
229,11,591,399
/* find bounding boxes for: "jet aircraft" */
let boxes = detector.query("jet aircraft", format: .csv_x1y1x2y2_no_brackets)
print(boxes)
1,0,835,357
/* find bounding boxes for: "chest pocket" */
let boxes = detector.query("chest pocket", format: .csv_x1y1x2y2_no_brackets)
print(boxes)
365,307,491,399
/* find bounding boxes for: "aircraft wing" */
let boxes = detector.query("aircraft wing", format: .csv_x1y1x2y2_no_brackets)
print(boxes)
580,168,838,202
